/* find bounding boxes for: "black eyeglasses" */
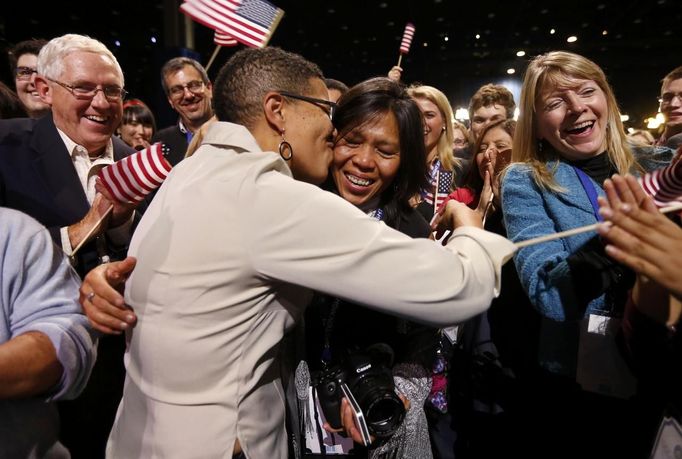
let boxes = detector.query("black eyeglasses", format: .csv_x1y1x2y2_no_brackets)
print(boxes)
48,78,127,101
278,91,337,121
659,92,682,106
168,80,205,99
15,66,37,80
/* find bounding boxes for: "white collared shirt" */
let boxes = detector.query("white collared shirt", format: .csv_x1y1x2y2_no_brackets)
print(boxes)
56,129,129,255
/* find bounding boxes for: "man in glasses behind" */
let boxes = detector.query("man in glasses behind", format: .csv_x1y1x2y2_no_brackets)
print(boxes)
153,57,215,165
7,39,50,119
0,34,136,456
657,66,682,148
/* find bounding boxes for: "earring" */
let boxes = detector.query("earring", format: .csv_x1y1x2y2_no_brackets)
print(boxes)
441,126,446,132
537,139,544,153
278,132,293,161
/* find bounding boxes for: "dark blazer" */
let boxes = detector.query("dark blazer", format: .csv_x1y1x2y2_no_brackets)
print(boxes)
153,123,188,166
0,116,134,276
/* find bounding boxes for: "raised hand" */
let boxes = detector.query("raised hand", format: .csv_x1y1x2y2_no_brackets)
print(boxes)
597,174,682,301
95,177,136,227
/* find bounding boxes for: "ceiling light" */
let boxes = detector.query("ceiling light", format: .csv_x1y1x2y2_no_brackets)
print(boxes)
567,36,578,43
602,30,608,36
550,28,556,35
455,108,469,121
647,113,665,129
115,40,121,47
507,68,516,75
150,36,157,44
444,36,449,42
423,42,428,47
475,34,481,39
620,114,629,122
516,50,526,57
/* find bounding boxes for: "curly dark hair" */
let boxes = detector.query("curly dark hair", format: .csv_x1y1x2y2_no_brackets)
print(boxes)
212,47,323,129
468,83,516,121
8,39,47,74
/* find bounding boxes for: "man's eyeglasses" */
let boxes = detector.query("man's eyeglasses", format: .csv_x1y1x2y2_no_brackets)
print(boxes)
15,66,37,80
48,78,127,101
168,80,205,99
658,92,682,106
278,91,337,121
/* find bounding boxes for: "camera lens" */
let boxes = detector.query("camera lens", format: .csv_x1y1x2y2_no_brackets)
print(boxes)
364,394,405,437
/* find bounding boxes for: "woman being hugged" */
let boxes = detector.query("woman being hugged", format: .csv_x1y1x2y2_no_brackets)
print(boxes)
301,77,435,458
501,51,672,457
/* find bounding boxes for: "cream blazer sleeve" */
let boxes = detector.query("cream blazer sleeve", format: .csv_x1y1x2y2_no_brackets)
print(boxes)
244,172,515,326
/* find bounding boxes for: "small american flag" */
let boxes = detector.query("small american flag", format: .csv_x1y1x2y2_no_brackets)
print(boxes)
422,162,455,214
98,143,172,204
399,23,416,54
214,30,238,46
638,152,682,207
180,0,284,48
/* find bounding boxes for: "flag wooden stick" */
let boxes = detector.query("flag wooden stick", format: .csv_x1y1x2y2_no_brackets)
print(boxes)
262,8,285,47
205,45,222,73
514,201,682,249
397,53,403,68
71,205,113,257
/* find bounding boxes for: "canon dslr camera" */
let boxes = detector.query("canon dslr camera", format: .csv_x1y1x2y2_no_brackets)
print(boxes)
314,345,405,439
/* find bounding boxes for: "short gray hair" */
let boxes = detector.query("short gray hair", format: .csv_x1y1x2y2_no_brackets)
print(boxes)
37,34,123,84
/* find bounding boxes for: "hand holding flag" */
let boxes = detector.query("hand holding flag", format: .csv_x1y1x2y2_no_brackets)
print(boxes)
98,143,172,204
72,144,173,256
397,22,415,67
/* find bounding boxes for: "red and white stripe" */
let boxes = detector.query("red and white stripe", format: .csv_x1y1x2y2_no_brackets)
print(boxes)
422,191,449,210
399,23,415,54
98,143,173,204
180,0,281,48
638,154,682,207
214,30,238,46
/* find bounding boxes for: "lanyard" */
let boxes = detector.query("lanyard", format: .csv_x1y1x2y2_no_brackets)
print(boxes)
572,166,602,222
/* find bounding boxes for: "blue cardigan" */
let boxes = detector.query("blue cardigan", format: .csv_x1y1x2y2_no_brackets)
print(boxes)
501,147,672,374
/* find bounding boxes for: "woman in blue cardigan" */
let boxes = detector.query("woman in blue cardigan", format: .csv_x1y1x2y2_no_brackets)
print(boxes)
500,51,672,457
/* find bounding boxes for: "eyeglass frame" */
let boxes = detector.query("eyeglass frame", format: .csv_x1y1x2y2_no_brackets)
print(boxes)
15,66,37,80
167,80,206,100
658,92,682,106
278,91,337,121
47,77,128,101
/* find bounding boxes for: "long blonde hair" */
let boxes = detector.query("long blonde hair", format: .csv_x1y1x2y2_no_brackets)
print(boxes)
407,85,461,172
513,51,638,191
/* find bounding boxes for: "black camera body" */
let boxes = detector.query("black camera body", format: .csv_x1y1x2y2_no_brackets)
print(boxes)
314,347,405,439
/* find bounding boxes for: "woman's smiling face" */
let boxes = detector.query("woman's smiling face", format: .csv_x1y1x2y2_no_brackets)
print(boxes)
332,111,401,209
535,75,608,161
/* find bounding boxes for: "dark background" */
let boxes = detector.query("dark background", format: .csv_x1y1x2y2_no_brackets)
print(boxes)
1,0,680,130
